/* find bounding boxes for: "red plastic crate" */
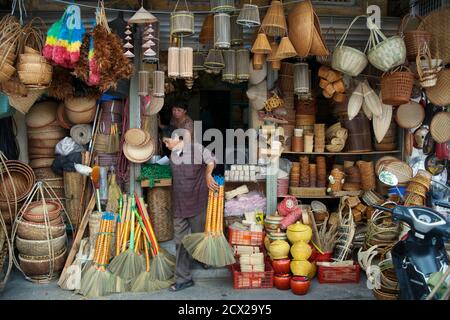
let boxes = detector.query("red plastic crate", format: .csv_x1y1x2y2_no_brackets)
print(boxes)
228,227,265,246
232,260,274,289
318,263,361,284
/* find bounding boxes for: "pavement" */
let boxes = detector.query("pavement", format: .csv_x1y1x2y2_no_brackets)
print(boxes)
0,241,374,300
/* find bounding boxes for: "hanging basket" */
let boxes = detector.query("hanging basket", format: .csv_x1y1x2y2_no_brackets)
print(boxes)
380,66,414,106
418,7,450,65
416,43,440,88
332,15,368,77
179,47,193,79
204,49,225,70
193,51,206,71
236,49,250,81
251,32,272,54
252,53,265,70
294,63,310,95
222,49,236,82
153,70,165,97
275,36,297,60
170,0,194,37
210,0,235,13
168,47,180,78
366,17,406,72
261,0,287,37
399,14,432,62
231,14,243,46
214,13,231,49
138,71,149,96
237,3,260,28
199,14,214,45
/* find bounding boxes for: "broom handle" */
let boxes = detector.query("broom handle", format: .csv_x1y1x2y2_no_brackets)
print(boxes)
121,197,132,253
205,190,213,233
93,216,106,264
133,207,152,247
135,224,142,253
143,237,151,272
134,198,157,251
136,195,160,253
218,185,224,234
211,191,218,234
129,197,136,250
115,194,125,256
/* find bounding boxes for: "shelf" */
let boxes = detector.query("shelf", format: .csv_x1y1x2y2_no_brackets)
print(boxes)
278,195,336,199
282,150,401,156
141,179,172,188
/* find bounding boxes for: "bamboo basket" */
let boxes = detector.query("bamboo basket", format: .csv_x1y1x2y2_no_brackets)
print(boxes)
231,14,243,46
204,49,225,70
193,51,206,71
380,67,414,106
236,49,250,81
146,187,174,242
63,172,83,230
179,47,193,79
418,7,450,65
199,14,214,45
210,0,235,12
252,53,265,70
237,3,260,28
168,47,180,78
170,0,194,37
399,14,432,61
261,1,287,37
18,248,66,279
16,218,65,241
251,32,271,54
15,234,66,257
214,13,231,49
138,71,149,96
276,36,297,60
222,49,236,83
425,69,450,107
0,160,36,203
294,63,310,95
153,70,165,97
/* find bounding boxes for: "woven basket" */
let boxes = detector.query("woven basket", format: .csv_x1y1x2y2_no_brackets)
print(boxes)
236,3,260,28
199,14,214,45
214,13,231,49
261,0,287,37
16,233,66,256
16,218,65,241
430,111,450,144
380,67,414,106
289,187,326,197
23,200,62,223
332,16,368,77
425,69,450,107
65,106,96,125
418,7,450,65
0,62,16,83
0,160,36,203
146,187,173,242
8,88,44,114
18,68,52,88
170,11,194,37
395,101,424,129
400,14,432,61
236,49,250,81
19,247,66,278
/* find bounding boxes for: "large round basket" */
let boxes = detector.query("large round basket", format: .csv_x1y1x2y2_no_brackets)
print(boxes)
425,69,450,107
19,248,66,279
15,233,67,256
146,187,173,242
22,200,62,223
0,160,36,203
16,218,65,240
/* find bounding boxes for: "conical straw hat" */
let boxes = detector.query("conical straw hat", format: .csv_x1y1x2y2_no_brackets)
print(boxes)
144,48,156,57
251,33,272,54
128,7,158,24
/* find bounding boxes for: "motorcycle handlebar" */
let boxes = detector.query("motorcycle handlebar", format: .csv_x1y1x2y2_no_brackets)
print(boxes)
372,205,393,213
435,201,450,210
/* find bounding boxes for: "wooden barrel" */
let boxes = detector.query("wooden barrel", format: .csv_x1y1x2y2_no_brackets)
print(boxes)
63,172,83,229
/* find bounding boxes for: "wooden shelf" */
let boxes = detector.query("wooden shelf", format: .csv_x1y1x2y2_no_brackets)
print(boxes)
282,150,401,156
141,179,172,188
278,195,336,199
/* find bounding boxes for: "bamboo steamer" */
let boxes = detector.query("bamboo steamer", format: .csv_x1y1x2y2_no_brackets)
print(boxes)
64,97,96,113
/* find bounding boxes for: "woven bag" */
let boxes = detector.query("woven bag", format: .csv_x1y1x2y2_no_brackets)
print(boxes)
332,15,368,77
380,66,414,106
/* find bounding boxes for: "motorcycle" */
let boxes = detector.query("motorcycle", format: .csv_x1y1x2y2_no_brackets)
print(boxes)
375,171,450,300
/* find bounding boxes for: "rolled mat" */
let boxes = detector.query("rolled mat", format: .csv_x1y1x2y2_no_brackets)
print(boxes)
70,124,92,145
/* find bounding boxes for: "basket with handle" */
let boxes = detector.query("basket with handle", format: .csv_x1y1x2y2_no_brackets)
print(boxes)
332,15,368,77
399,13,432,62
170,0,194,37
380,66,414,106
416,43,440,88
366,17,406,72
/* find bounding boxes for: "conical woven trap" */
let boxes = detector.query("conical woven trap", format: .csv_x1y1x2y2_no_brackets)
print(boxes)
204,49,224,69
237,3,260,28
193,51,206,71
261,0,287,37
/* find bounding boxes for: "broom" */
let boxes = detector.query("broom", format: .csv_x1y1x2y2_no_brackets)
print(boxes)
135,195,175,289
58,238,90,291
78,212,123,297
183,177,235,267
108,195,145,284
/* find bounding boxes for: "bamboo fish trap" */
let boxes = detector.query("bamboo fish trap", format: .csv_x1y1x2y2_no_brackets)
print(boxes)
214,13,231,49
237,3,260,28
222,49,236,83
138,71,149,96
204,49,225,70
168,47,180,78
294,63,310,95
179,47,193,79
153,71,165,97
236,49,250,81
210,0,235,13
231,14,243,46
252,32,272,54
170,0,194,37
261,0,287,37
193,51,206,71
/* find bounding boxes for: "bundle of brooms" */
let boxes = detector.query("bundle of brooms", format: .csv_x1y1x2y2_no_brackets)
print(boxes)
182,177,235,267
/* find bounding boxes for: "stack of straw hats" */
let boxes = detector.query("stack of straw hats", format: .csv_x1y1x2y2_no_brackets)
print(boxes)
123,128,155,163
26,101,67,200
63,97,96,124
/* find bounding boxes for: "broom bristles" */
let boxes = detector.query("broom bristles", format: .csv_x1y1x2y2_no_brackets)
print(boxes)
78,267,116,298
131,272,175,292
108,249,145,282
181,232,206,256
149,252,175,281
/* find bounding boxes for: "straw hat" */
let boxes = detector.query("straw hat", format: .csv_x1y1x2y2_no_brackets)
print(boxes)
26,101,58,128
287,0,314,57
124,128,151,147
123,138,155,164
247,80,267,111
144,95,165,116
249,58,267,85
65,97,96,113
128,6,158,24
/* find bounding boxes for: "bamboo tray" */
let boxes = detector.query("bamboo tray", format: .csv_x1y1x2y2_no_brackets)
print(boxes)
289,187,327,197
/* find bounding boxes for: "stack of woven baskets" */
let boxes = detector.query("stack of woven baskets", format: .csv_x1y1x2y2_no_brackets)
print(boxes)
63,97,96,125
17,47,52,90
15,200,67,281
364,203,400,252
404,170,432,206
343,164,361,192
26,101,67,201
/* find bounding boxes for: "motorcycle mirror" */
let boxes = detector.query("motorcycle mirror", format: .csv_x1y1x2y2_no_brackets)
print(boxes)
379,170,398,186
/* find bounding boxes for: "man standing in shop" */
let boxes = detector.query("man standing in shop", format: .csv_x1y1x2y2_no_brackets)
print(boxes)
161,126,218,291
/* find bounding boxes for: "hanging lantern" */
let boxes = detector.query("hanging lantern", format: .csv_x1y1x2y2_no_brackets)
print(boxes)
253,53,265,70
211,0,235,13
231,14,243,46
267,42,281,71
294,62,310,95
251,33,271,54
236,49,250,81
199,14,214,45
261,0,287,37
153,71,165,97
168,47,180,78
275,36,297,60
179,47,193,79
143,22,160,63
237,3,261,28
193,51,206,71
138,71,149,96
222,50,236,82
128,6,158,24
214,13,231,49
170,0,194,37
204,49,225,70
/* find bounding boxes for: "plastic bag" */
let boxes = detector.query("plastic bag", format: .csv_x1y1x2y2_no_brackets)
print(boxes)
55,137,85,156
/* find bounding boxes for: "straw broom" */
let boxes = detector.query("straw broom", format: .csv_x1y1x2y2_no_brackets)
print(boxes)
108,195,145,284
135,195,175,288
